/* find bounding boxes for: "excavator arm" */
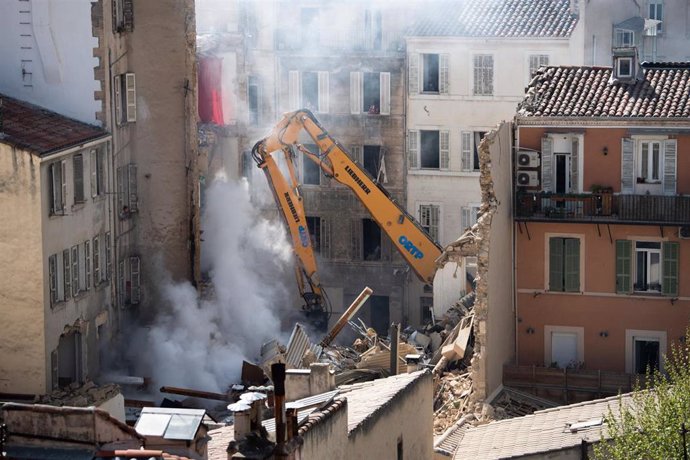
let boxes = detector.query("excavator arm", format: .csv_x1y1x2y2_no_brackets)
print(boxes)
252,109,443,324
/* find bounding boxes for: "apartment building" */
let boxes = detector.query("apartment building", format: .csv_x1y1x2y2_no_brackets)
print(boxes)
514,56,690,374
404,0,584,325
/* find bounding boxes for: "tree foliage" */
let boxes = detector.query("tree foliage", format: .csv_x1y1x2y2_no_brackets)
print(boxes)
594,336,690,459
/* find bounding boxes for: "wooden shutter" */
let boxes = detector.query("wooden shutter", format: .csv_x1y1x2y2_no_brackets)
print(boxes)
662,241,679,296
350,145,362,164
379,72,390,115
93,236,100,284
431,205,440,241
350,71,363,114
541,137,553,192
616,240,632,294
621,137,634,194
461,207,470,230
409,53,419,94
549,237,564,291
289,71,300,110
128,163,138,211
73,154,84,203
130,256,140,304
663,139,677,195
440,130,450,170
407,130,419,169
125,73,136,122
350,219,362,260
105,232,112,280
570,136,579,193
439,54,449,94
91,150,98,197
63,249,71,300
122,0,134,32
72,246,79,297
317,71,329,114
461,131,472,171
321,218,331,259
564,238,580,292
114,74,122,124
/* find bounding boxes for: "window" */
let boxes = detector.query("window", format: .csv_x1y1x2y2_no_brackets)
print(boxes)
408,130,449,170
616,240,678,295
114,73,136,124
548,237,580,292
49,254,58,305
639,141,661,182
461,205,480,230
62,249,71,301
49,161,67,215
118,255,141,306
301,144,321,185
84,240,91,291
289,71,329,113
419,204,440,242
71,245,80,297
117,163,138,216
617,57,633,78
306,216,321,252
626,330,667,374
614,28,634,47
648,1,663,34
362,218,381,261
420,297,433,325
363,145,381,178
422,54,439,92
93,236,100,285
73,154,85,204
420,131,439,169
301,8,319,44
622,138,676,195
461,131,485,171
350,71,390,115
248,76,260,126
529,54,549,79
301,71,319,112
91,148,106,198
473,55,494,96
112,0,134,33
465,256,478,290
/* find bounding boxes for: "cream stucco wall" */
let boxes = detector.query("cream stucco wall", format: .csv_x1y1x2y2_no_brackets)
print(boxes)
300,401,349,460
0,145,46,394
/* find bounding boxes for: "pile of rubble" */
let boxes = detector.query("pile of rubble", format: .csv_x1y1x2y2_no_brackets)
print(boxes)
38,380,121,407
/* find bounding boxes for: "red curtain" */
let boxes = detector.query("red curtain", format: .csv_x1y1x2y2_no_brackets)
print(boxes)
198,57,225,124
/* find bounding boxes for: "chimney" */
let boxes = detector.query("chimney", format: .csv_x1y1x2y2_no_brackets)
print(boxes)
239,392,267,432
272,363,287,457
308,363,334,395
406,354,422,373
227,401,252,441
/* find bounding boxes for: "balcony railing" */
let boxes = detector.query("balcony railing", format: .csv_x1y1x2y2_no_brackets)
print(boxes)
516,192,690,225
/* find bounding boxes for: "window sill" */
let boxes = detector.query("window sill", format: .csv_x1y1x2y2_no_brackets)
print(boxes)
408,169,480,177
72,202,86,212
92,194,106,203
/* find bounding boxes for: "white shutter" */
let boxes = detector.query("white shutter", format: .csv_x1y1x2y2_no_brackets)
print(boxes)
377,147,388,183
91,150,98,198
431,205,440,241
128,163,138,211
570,136,579,193
71,246,79,297
350,145,362,164
408,130,419,169
621,137,634,194
440,130,450,170
317,71,329,114
114,74,122,124
409,53,419,94
289,70,300,110
541,137,553,192
461,207,470,230
84,240,91,290
350,71,363,114
60,160,67,210
439,54,449,94
461,131,472,171
379,72,390,115
663,139,677,195
125,73,136,122
130,256,140,304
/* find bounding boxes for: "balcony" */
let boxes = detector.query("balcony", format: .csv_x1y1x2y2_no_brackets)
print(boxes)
516,192,690,225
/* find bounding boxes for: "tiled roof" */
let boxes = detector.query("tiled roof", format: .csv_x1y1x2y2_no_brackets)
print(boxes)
518,62,690,118
338,370,430,435
0,94,108,156
409,0,578,38
453,393,634,460
207,425,235,460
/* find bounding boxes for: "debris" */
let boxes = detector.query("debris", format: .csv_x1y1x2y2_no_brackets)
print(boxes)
242,360,268,386
320,286,373,347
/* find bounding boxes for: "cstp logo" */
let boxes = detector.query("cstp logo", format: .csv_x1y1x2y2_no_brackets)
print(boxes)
298,225,310,247
398,235,424,259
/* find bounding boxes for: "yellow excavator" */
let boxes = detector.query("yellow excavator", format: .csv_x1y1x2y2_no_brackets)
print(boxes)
252,109,443,327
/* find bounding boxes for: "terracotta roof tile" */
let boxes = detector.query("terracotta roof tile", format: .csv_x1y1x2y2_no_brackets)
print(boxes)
519,62,690,119
409,0,578,38
0,94,108,156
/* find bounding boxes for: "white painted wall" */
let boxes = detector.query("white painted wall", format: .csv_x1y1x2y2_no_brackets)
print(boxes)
0,0,100,124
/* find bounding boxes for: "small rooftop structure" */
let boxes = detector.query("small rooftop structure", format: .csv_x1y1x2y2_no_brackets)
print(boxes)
135,407,206,441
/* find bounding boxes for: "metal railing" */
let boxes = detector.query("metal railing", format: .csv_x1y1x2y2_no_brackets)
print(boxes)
516,192,690,225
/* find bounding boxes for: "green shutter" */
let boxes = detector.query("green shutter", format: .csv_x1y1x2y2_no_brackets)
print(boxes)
616,240,632,294
564,238,580,292
662,241,679,296
549,237,564,292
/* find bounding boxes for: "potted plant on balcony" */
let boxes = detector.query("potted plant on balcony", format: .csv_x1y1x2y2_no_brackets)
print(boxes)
591,184,613,216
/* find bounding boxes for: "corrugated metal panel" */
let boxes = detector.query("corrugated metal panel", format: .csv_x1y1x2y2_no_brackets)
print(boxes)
261,407,314,434
286,389,339,410
285,323,322,368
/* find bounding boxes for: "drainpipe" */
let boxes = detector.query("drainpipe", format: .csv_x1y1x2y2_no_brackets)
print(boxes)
390,323,400,376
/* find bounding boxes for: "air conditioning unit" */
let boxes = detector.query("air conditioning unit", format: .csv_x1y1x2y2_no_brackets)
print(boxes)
517,150,540,168
679,226,690,239
517,171,539,187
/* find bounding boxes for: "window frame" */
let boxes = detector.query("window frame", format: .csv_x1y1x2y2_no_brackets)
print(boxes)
614,28,635,47
418,203,441,242
617,56,634,78
472,54,494,96
625,329,666,374
638,140,662,183
634,241,662,293
422,53,440,93
545,233,584,293
528,54,549,80
648,1,663,34
544,325,584,368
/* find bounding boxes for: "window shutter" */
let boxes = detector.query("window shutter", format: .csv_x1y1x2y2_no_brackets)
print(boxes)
407,130,419,169
130,256,140,304
439,54,449,94
350,145,362,164
616,240,632,294
91,150,98,198
663,139,676,195
350,71,363,114
49,254,57,305
127,163,138,211
122,0,134,32
461,207,470,230
461,131,472,171
125,73,136,122
570,136,579,193
93,236,100,284
409,53,419,94
117,166,126,212
621,137,634,194
377,147,388,183
105,232,112,281
84,241,91,290
440,130,450,170
60,160,67,210
350,219,362,260
289,70,300,110
63,249,71,300
564,238,580,292
71,246,79,297
662,241,679,296
114,74,122,124
541,137,553,192
118,260,125,306
97,149,105,195
431,205,440,241
321,218,331,259
73,154,84,203
316,71,329,114
379,72,390,115
549,237,564,291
